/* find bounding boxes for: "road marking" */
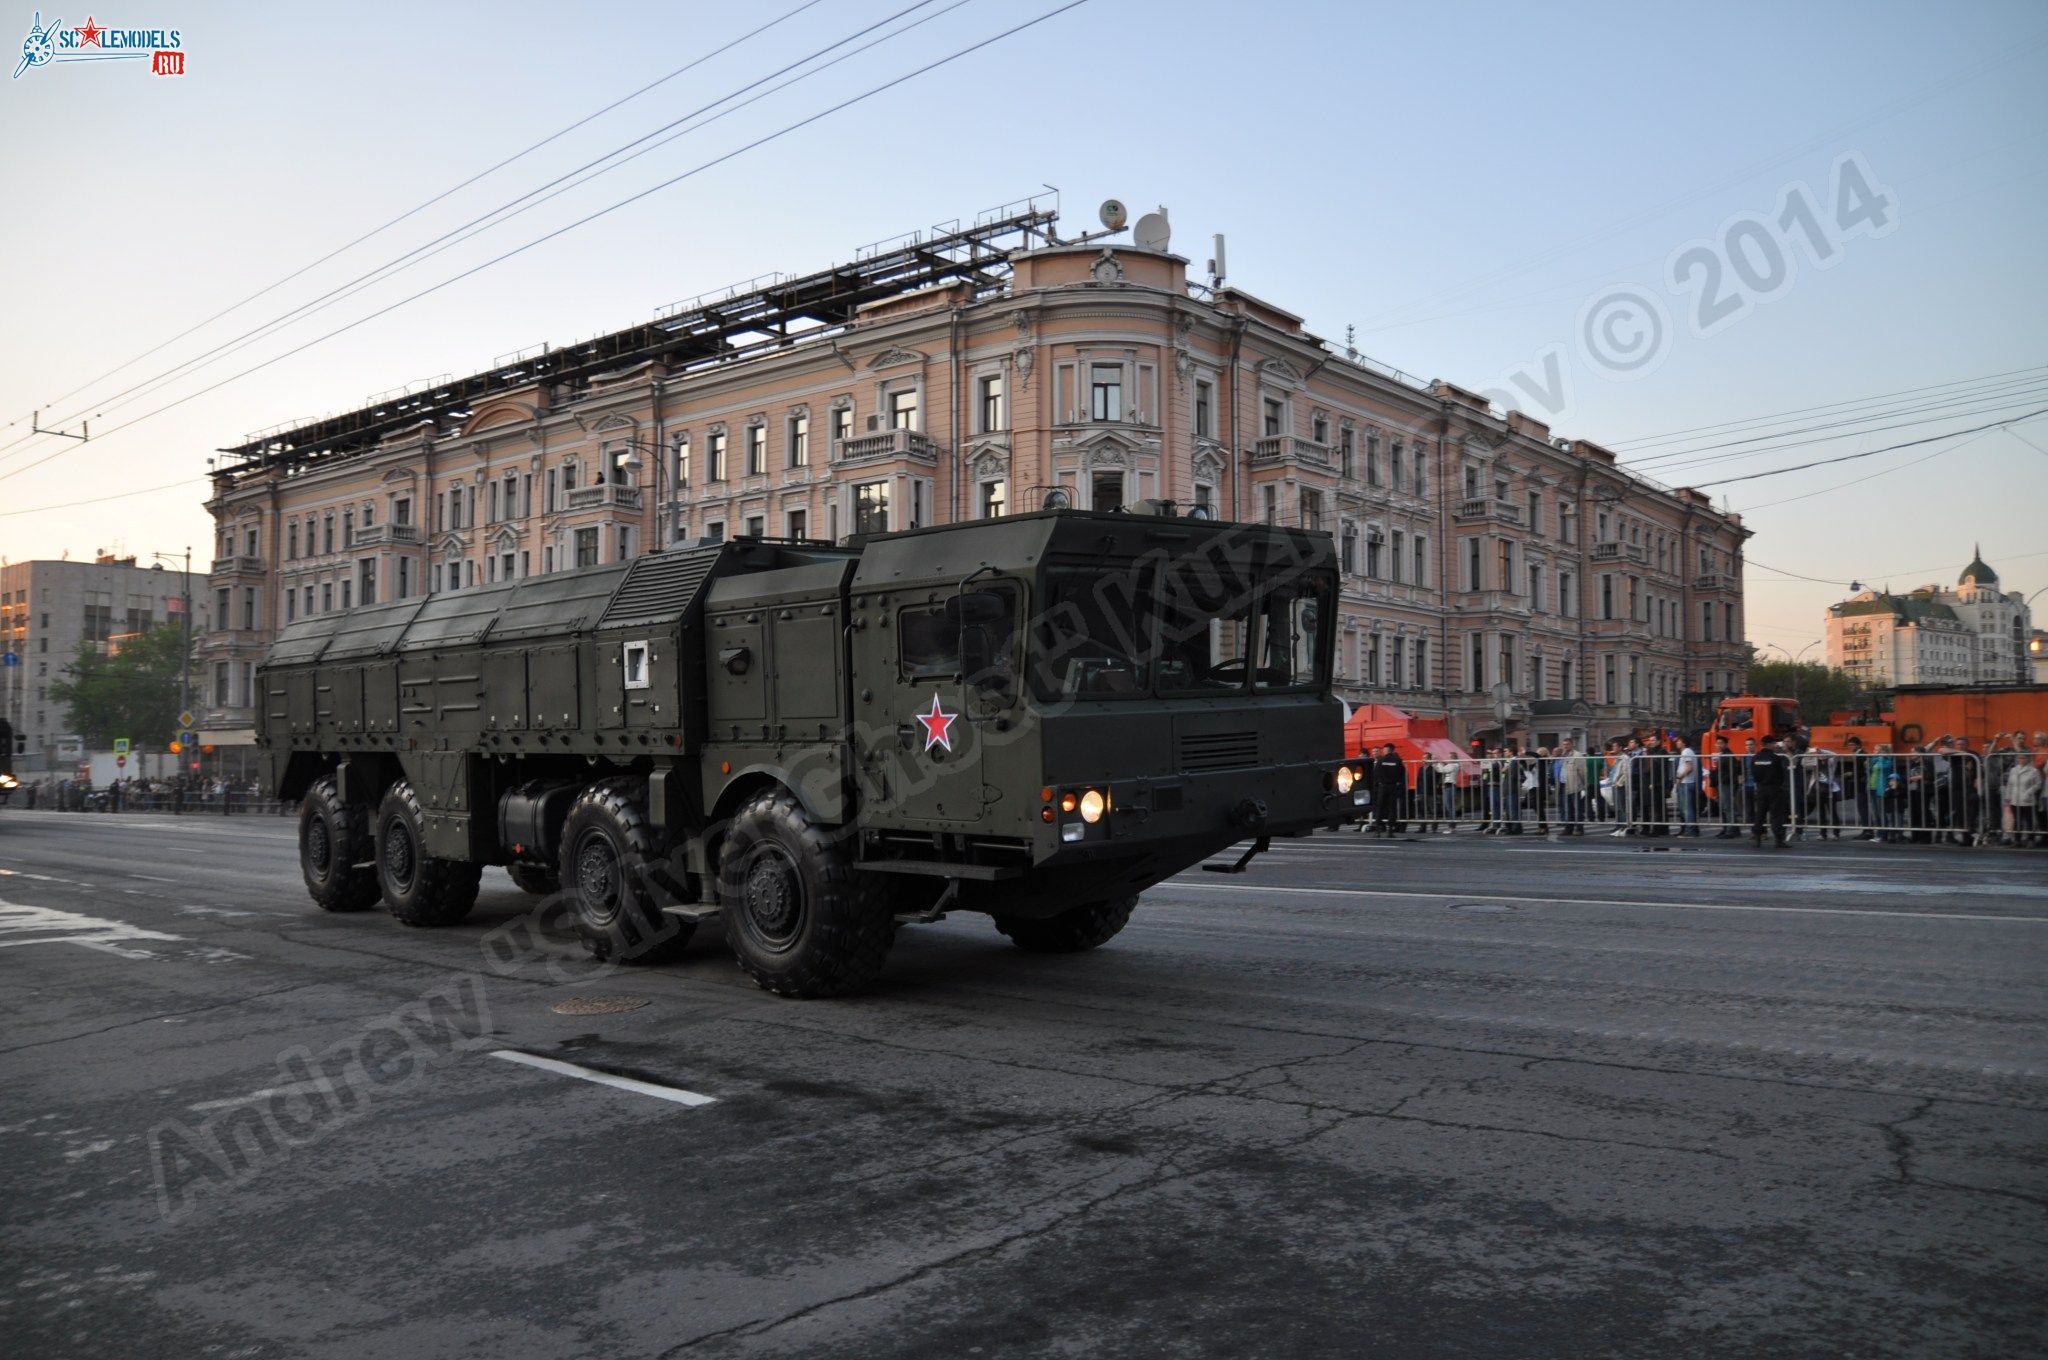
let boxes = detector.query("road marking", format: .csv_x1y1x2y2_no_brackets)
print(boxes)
1166,880,2048,924
0,900,182,951
189,1079,338,1112
488,1050,716,1107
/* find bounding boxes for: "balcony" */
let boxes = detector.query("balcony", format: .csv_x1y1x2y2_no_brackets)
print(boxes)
209,555,266,577
833,429,940,466
1452,589,1532,617
1590,540,1646,564
1250,435,1332,468
353,522,422,547
564,483,644,512
1693,571,1737,592
1454,497,1524,527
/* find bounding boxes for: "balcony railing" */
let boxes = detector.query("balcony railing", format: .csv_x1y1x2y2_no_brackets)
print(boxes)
353,522,422,547
1453,497,1524,526
833,429,941,465
1250,435,1332,467
564,483,644,511
1693,571,1737,592
209,555,266,577
1590,540,1646,563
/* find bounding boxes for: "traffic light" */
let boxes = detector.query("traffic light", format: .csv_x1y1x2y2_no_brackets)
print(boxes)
168,740,183,754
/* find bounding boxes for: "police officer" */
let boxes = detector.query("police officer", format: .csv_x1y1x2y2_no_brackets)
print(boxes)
1750,736,1792,849
1371,743,1407,837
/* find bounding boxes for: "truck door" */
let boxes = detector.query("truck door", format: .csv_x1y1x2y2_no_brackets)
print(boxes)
856,584,1021,826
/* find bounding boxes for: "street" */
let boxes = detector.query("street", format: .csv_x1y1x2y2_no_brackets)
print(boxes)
3,810,2044,1359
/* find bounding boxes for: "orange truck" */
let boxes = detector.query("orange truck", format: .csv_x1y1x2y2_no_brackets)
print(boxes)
1343,704,1481,786
1708,685,2048,752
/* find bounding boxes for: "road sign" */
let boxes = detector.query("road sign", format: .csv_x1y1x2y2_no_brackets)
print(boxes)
116,754,127,769
1,652,17,667
177,730,196,748
113,737,131,755
176,709,197,731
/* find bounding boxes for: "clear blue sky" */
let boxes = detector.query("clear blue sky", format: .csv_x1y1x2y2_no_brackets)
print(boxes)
3,0,2044,647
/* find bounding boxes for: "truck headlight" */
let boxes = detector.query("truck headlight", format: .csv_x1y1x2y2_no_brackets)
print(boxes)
1334,766,1354,795
1078,788,1106,824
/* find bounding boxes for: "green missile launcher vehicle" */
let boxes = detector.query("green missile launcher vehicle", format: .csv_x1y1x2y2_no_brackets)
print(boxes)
258,506,1357,996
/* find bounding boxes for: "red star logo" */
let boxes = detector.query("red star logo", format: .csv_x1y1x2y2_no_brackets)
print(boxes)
915,691,957,753
75,16,103,46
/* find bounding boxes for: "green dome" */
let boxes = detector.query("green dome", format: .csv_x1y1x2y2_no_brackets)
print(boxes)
1960,544,1998,586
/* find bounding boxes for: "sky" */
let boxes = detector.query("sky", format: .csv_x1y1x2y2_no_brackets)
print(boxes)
2,0,2044,652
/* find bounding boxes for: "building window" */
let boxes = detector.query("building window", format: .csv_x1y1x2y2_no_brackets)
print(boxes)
1390,636,1406,691
284,589,296,623
1465,538,1482,591
1470,634,1486,692
216,587,229,626
1527,491,1542,535
978,375,1005,433
853,481,889,535
1499,635,1516,693
1391,530,1405,584
1193,483,1214,516
1194,380,1213,438
1339,427,1354,480
1528,563,1543,611
322,514,335,554
1413,446,1428,498
833,405,853,445
1413,535,1428,587
889,389,919,431
1367,633,1382,687
787,508,807,540
744,425,765,476
1366,433,1381,486
1413,637,1429,690
705,520,726,543
1092,469,1124,513
1090,365,1124,422
287,523,299,560
1390,441,1404,488
575,528,600,568
980,480,1007,519
787,414,808,468
1299,488,1324,532
1600,575,1614,620
1561,655,1575,699
397,557,412,599
342,510,355,549
1340,523,1357,575
1560,503,1577,545
1560,570,1576,618
1700,602,1714,641
1261,484,1278,525
1311,412,1329,445
1262,396,1283,437
1498,541,1515,591
1366,527,1384,579
706,431,726,482
340,579,352,610
745,515,765,538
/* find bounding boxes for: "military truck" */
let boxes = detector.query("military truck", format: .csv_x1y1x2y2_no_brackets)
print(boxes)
258,507,1357,997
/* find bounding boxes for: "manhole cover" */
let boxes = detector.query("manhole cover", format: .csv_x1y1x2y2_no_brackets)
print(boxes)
550,995,650,1016
1449,902,1516,913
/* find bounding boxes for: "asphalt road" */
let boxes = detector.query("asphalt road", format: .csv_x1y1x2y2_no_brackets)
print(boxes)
3,809,2044,1359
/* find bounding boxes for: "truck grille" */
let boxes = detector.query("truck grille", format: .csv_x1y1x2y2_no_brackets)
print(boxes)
1178,730,1258,773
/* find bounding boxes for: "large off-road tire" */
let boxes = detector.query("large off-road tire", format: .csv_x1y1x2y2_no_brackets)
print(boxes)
375,779,481,928
507,862,560,896
559,777,694,965
719,788,894,998
994,895,1138,953
299,775,380,913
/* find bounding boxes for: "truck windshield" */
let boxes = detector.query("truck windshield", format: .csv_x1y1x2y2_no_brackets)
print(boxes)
1030,560,1330,701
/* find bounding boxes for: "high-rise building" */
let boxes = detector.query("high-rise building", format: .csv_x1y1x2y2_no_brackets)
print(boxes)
0,554,200,771
206,202,1748,748
1825,548,2033,688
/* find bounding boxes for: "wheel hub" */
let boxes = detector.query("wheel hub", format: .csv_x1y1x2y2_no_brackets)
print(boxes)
383,821,415,888
306,817,331,873
741,848,802,942
576,834,622,924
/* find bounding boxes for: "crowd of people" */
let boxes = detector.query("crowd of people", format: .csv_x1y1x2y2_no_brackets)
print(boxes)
6,773,280,815
1355,728,2048,849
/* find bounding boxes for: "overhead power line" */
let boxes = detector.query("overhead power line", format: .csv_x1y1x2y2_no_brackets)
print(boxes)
1691,407,2048,489
0,0,962,467
1630,387,2048,476
0,0,1093,491
1611,363,2048,450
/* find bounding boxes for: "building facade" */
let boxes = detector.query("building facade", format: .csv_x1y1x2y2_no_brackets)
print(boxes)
206,205,1749,748
1826,549,2034,689
0,554,200,772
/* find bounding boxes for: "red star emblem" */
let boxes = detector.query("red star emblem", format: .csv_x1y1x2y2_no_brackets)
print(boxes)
76,16,103,46
915,691,956,753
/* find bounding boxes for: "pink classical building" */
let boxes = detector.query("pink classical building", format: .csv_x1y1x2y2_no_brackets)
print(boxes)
203,201,1747,749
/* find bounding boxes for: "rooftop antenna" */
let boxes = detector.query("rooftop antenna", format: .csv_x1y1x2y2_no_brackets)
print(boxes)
1345,325,1358,361
1207,234,1227,290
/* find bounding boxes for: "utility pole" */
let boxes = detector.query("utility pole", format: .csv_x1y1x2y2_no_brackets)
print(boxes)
149,548,192,750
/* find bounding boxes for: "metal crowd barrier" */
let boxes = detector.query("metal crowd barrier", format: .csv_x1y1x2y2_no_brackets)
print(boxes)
11,787,296,817
1342,750,2040,845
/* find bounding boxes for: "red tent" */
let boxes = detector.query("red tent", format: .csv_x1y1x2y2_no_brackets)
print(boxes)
1343,704,1481,788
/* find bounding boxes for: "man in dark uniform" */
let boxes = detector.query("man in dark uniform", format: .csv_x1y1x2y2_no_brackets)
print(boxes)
1750,736,1792,848
1371,744,1407,837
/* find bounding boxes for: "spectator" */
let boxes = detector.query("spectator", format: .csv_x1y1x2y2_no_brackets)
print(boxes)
2004,749,2040,849
1711,737,1741,838
1608,738,1637,837
1750,735,1793,848
1500,742,1524,835
1674,734,1701,837
1871,743,1902,843
1435,754,1462,834
1844,735,1874,838
1802,742,1841,841
1530,745,1552,834
1559,739,1587,836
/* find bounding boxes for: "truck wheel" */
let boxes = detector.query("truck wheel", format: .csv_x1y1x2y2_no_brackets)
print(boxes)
719,788,894,998
376,780,481,927
994,895,1137,953
560,777,694,965
507,863,560,896
300,775,379,913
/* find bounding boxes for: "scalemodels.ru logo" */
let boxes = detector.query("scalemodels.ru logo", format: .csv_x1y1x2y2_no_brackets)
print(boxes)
14,10,184,79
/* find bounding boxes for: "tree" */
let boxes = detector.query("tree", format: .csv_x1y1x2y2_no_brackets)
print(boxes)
46,625,189,749
1743,659,1877,720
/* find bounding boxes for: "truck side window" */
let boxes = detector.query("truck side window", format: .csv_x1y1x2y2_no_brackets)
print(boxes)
1253,578,1328,691
899,607,959,677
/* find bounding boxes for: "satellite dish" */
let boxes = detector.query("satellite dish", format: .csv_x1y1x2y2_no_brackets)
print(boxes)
1042,487,1072,511
1098,198,1128,232
1133,209,1170,252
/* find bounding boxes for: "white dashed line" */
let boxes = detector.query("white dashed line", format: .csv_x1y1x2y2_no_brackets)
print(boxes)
489,1050,717,1107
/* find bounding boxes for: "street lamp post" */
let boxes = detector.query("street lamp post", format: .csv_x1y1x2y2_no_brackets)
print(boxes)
1763,640,1820,702
616,438,675,550
149,548,192,769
